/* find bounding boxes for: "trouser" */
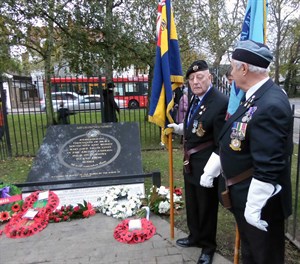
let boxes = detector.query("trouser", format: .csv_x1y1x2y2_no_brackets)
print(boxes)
232,194,285,264
184,178,219,254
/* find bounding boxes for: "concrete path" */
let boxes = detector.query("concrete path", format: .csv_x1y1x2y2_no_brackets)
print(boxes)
0,213,232,264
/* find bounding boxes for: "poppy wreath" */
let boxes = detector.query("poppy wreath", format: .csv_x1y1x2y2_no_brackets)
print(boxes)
113,218,156,244
0,183,23,223
3,190,59,238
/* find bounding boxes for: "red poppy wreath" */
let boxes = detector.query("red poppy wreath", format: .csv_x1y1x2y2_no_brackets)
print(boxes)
113,218,156,244
3,190,59,238
0,183,23,223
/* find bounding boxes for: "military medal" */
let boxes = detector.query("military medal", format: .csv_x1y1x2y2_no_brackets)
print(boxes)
229,122,247,151
196,122,205,137
242,106,257,122
192,120,198,133
230,138,241,151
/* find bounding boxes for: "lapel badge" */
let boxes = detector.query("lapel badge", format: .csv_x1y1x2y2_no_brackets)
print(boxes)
244,95,256,108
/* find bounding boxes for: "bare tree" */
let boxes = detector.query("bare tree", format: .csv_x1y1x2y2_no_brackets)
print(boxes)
268,0,300,85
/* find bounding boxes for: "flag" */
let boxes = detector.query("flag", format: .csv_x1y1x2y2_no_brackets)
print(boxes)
226,0,268,117
148,0,184,144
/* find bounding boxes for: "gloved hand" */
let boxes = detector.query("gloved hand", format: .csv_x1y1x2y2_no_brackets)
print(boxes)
167,123,184,135
200,152,221,188
244,178,281,231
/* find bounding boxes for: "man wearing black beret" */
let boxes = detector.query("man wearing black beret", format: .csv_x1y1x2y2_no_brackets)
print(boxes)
168,60,228,264
212,39,293,263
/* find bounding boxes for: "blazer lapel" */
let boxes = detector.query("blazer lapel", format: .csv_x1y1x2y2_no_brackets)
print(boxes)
219,79,273,140
185,88,215,134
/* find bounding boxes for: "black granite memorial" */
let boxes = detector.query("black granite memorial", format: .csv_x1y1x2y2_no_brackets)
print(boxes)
23,122,144,191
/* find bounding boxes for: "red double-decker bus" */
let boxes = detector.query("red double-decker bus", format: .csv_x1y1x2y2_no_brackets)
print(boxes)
50,76,149,109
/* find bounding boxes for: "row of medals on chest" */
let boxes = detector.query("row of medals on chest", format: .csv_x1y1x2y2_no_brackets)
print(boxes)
230,95,257,151
192,105,206,137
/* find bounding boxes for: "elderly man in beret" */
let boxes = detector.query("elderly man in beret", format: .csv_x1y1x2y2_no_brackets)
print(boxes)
204,40,293,263
168,60,228,264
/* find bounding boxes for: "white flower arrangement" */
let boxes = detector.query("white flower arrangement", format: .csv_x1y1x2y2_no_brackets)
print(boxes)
97,186,143,219
141,185,184,215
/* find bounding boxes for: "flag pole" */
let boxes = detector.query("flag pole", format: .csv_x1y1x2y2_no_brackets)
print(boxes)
234,225,240,264
168,132,174,239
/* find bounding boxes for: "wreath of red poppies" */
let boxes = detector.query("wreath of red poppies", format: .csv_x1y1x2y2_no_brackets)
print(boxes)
3,190,59,238
113,218,156,244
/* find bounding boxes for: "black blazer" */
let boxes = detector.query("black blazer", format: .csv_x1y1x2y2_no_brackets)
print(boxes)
183,86,228,185
219,79,293,217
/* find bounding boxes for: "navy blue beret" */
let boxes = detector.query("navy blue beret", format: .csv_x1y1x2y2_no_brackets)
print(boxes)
232,40,273,68
186,60,209,79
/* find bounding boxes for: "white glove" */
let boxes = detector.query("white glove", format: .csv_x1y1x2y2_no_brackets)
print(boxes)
200,152,221,188
244,178,281,231
167,123,184,135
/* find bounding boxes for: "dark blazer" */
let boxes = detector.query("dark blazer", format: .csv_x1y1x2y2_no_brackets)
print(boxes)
219,79,293,218
183,86,228,185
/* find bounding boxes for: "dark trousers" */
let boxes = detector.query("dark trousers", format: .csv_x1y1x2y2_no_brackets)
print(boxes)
184,178,219,254
232,194,285,264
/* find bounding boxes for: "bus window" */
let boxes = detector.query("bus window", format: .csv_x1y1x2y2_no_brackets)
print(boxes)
115,83,125,96
124,83,141,95
139,82,148,95
88,83,100,95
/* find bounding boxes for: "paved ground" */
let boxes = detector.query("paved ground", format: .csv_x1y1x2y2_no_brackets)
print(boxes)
0,213,232,264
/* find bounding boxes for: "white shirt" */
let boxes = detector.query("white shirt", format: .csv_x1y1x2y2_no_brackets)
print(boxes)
245,77,269,100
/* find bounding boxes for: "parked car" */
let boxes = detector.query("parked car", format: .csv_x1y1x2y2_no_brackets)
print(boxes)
41,93,125,112
40,92,83,112
69,95,126,111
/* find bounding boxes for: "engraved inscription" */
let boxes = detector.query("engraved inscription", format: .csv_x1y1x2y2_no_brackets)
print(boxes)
58,129,121,170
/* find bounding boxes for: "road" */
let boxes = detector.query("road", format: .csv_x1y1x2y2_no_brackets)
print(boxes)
290,98,300,143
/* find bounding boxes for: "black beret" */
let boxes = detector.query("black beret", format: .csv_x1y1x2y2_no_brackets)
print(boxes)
232,40,273,68
186,60,209,79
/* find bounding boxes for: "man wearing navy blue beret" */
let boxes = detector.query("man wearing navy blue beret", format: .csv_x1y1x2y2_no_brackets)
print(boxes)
214,40,293,263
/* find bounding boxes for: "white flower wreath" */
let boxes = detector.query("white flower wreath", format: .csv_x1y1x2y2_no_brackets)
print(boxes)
97,186,143,219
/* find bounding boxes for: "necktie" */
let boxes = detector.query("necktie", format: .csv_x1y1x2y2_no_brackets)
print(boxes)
188,97,200,123
190,97,200,117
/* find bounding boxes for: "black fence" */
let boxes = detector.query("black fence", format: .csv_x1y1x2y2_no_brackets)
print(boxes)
0,74,299,248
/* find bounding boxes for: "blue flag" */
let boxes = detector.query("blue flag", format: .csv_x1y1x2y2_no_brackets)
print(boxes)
148,0,184,144
227,0,268,117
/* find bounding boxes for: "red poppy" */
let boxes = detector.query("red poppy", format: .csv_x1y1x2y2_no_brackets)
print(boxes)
0,211,10,221
82,202,96,218
174,187,182,196
11,203,21,212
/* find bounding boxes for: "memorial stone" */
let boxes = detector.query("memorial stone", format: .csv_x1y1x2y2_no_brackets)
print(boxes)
24,122,144,192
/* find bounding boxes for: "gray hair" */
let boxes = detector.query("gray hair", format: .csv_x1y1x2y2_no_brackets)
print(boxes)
232,59,269,74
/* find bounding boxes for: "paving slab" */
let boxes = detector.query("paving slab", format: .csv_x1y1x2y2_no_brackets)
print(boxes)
0,213,232,264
